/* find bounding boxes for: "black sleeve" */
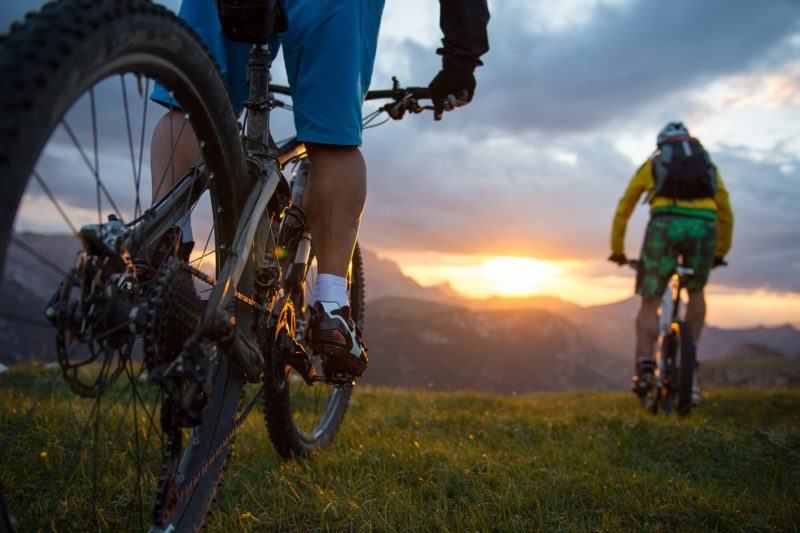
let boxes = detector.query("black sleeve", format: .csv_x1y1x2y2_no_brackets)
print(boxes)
437,0,490,71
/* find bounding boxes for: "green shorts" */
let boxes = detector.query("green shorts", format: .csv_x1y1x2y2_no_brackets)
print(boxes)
638,214,716,300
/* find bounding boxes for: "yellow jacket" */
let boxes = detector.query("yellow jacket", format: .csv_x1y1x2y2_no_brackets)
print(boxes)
611,156,733,257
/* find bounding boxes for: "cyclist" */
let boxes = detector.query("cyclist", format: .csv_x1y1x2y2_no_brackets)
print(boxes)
608,122,733,402
148,0,490,378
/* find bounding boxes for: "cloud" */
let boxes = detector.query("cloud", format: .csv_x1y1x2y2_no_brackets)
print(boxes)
398,0,800,135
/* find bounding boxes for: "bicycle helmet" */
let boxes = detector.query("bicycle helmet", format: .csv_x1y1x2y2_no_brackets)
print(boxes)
657,121,690,145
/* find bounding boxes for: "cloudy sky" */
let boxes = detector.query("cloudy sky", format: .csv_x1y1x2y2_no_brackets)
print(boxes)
3,0,799,327
359,0,800,327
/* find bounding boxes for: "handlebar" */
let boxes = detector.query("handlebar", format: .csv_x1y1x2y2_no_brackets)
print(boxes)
270,84,291,96
624,258,696,277
270,77,433,122
625,259,642,271
365,86,431,100
268,82,431,101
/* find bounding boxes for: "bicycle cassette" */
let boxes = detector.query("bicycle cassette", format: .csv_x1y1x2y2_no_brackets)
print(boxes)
143,259,203,374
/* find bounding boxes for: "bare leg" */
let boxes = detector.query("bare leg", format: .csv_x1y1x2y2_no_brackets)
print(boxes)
150,111,200,202
685,290,706,344
304,143,366,277
636,297,661,363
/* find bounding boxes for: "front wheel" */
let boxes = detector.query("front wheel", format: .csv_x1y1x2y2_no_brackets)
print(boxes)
263,244,365,458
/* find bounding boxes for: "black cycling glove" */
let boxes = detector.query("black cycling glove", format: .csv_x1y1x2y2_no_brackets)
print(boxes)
713,256,728,268
608,253,627,266
428,66,476,121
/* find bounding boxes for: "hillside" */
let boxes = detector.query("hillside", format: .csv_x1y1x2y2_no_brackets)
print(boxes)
1,234,798,390
700,343,800,388
1,368,798,530
362,297,627,392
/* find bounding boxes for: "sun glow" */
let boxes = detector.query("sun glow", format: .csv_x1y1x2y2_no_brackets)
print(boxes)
478,257,562,296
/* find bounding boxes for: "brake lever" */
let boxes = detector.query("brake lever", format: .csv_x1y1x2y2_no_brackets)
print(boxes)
387,100,406,120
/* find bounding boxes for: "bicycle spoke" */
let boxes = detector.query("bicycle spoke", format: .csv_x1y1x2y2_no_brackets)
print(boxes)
120,74,140,222
190,245,215,268
128,374,165,448
169,98,175,192
31,170,80,237
152,116,189,201
93,395,136,505
90,87,101,224
152,95,190,201
61,118,123,221
89,395,101,525
125,361,146,532
10,236,68,277
0,311,52,328
173,148,206,231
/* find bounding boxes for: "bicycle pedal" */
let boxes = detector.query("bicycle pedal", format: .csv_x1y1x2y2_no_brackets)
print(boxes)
324,371,355,387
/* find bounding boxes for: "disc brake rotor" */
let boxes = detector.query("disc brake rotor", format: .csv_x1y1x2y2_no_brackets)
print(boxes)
53,251,134,398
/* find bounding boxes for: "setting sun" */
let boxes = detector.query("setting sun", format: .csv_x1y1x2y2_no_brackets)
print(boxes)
479,257,563,296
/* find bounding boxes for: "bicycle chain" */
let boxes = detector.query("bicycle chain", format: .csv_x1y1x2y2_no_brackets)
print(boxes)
178,385,263,509
184,262,271,314
152,262,272,525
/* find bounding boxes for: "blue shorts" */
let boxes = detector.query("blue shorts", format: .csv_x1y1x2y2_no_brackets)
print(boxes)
152,0,385,146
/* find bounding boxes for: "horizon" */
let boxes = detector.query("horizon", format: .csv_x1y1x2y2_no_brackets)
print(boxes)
370,247,800,330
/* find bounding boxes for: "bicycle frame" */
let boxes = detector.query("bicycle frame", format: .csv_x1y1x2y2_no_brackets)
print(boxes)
659,265,693,336
147,43,430,381
652,264,694,392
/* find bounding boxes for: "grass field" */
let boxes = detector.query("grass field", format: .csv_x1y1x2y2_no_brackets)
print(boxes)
1,366,798,530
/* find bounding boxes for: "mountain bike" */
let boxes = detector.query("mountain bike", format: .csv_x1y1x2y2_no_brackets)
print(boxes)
627,259,696,417
0,1,433,529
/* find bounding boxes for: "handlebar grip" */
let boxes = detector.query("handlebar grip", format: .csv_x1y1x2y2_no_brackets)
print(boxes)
406,86,432,99
269,84,292,96
271,84,431,101
364,89,394,100
365,86,432,101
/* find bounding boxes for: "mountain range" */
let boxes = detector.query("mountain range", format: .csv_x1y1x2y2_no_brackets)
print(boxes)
1,234,798,392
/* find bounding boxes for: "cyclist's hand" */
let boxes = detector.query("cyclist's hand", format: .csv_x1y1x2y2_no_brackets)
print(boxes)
713,256,728,268
428,67,475,121
608,253,627,266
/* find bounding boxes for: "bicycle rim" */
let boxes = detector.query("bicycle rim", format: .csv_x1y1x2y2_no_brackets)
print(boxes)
263,244,364,457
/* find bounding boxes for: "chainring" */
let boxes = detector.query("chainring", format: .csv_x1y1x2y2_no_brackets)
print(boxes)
263,295,306,389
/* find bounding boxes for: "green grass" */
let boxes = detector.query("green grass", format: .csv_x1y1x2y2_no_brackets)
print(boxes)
1,366,799,531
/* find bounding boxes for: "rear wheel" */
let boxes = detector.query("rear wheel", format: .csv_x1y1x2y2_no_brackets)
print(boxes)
655,322,694,416
263,244,365,458
0,1,247,529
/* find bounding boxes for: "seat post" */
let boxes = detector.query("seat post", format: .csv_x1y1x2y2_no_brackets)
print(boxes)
244,44,271,147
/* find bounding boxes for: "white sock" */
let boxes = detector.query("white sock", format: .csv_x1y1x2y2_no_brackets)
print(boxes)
312,273,349,308
175,213,193,243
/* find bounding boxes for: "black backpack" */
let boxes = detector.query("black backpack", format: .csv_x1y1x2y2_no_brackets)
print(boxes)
652,137,717,200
